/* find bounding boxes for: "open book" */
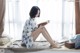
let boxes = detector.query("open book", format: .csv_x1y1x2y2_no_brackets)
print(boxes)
38,20,50,27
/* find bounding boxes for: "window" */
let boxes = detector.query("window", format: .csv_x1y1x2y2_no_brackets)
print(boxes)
4,0,75,42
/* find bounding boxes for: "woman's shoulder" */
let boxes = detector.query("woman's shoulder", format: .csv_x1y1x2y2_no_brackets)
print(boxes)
25,18,35,24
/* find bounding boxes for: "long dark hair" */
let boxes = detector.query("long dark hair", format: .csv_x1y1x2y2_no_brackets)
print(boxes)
29,6,40,18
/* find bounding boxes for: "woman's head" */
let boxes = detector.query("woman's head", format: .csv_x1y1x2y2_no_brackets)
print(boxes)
29,6,40,18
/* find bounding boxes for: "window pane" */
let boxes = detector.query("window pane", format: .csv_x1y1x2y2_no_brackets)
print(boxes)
4,0,75,41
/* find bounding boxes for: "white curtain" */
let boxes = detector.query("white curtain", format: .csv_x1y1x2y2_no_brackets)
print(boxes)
4,0,75,41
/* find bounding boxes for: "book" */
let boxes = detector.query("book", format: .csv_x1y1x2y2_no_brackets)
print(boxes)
38,20,50,27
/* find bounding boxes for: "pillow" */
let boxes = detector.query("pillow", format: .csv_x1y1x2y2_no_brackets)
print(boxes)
71,34,80,49
75,35,80,49
0,36,10,46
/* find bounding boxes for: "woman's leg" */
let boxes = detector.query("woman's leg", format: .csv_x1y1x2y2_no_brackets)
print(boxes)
31,26,43,41
41,27,55,45
31,26,59,48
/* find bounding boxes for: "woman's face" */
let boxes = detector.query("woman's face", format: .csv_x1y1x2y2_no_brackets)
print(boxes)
35,10,40,17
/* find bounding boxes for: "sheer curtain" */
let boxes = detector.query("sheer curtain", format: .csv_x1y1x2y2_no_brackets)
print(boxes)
4,0,75,41
63,0,75,39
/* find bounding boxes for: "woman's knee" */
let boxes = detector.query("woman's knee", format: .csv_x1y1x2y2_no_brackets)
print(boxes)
39,26,45,29
41,26,46,30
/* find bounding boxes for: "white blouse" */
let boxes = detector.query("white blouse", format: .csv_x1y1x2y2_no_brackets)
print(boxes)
22,18,37,48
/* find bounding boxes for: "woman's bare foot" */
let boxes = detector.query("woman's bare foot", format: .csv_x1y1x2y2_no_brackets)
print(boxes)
49,43,61,48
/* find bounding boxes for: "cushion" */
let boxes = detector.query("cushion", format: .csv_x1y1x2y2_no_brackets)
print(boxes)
74,35,80,49
0,36,10,46
8,40,50,52
71,34,80,49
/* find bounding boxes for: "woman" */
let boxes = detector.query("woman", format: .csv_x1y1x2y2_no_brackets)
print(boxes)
22,6,59,48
